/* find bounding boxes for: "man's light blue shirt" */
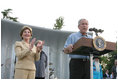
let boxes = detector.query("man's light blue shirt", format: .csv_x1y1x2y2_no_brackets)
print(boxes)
64,31,92,59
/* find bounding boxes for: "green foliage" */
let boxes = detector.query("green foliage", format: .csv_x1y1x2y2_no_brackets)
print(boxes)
8,16,18,22
100,50,117,74
1,8,18,22
53,17,64,30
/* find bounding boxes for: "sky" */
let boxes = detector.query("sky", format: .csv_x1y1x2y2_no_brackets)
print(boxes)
1,0,118,42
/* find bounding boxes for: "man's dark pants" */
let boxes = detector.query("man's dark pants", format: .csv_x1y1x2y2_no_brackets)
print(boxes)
35,77,45,79
70,59,90,79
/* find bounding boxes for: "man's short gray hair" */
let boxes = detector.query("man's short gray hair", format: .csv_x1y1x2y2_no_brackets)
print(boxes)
78,18,88,26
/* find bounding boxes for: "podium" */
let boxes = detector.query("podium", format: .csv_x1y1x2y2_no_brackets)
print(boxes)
72,37,116,55
71,37,116,79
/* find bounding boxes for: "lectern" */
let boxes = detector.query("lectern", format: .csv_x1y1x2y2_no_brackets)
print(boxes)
72,37,116,55
71,37,116,79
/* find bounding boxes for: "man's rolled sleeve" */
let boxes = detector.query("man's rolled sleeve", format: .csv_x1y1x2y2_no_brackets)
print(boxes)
64,35,72,48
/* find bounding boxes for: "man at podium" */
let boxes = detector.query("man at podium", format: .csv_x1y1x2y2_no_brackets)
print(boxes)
63,19,92,79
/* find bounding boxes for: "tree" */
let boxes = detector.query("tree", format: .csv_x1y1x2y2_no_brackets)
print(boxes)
100,50,117,74
53,16,64,30
1,9,12,19
1,8,18,22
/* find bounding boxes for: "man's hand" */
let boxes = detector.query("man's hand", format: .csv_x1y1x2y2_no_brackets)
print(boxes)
64,44,73,53
36,41,44,53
